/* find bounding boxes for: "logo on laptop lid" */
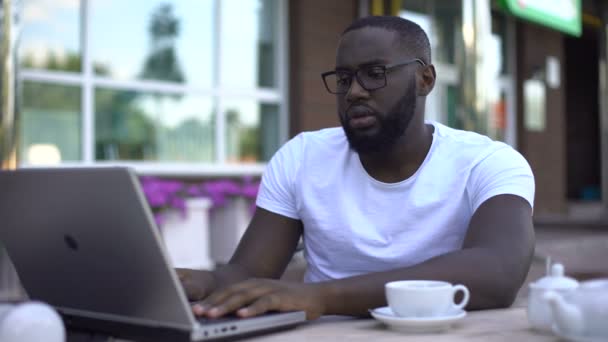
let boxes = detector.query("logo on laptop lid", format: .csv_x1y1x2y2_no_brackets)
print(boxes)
64,235,79,251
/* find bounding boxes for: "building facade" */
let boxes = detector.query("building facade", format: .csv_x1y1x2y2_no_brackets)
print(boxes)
290,0,608,222
3,0,608,219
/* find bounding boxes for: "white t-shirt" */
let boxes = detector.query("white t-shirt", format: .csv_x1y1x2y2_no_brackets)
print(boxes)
256,121,535,283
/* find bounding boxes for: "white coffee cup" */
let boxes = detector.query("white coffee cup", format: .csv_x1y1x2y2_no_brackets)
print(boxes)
385,280,470,317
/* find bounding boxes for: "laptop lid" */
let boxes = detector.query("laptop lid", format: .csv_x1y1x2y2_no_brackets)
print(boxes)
0,167,198,331
0,167,306,341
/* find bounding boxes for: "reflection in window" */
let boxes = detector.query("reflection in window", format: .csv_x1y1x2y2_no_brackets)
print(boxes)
19,82,82,163
399,0,462,65
26,144,62,165
19,0,81,72
221,0,277,88
90,0,214,86
95,89,214,162
19,0,284,168
225,101,279,163
446,85,461,129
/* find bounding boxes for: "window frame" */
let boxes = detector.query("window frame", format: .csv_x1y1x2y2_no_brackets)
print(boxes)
18,0,289,176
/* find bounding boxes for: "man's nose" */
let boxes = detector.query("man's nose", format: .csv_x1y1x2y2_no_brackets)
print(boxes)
346,77,370,102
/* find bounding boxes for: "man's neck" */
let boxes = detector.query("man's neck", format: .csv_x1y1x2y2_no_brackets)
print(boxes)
358,121,434,183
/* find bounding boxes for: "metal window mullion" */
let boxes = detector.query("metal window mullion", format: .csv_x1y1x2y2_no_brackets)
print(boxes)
505,15,518,149
20,70,83,84
20,71,292,102
278,0,289,143
214,0,226,164
81,0,94,164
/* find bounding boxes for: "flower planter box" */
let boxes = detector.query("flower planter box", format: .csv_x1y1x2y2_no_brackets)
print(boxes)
160,198,213,270
140,176,259,268
208,197,253,264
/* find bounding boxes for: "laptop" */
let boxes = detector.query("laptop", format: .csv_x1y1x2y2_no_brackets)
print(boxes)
0,167,305,341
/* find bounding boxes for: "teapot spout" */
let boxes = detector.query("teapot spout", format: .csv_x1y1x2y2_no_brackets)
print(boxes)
544,291,584,335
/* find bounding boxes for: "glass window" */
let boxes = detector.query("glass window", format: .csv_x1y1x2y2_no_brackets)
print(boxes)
491,11,509,75
95,89,214,162
224,100,279,163
19,82,82,164
220,0,277,88
399,0,462,65
446,85,462,128
90,0,215,86
19,0,81,72
485,11,511,142
18,0,285,171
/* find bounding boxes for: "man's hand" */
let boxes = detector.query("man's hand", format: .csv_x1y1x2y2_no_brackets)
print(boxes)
175,268,217,301
192,279,326,320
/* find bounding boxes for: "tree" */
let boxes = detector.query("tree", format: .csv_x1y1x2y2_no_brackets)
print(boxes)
139,3,185,83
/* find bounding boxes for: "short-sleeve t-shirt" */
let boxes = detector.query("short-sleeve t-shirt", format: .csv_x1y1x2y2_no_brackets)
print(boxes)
256,121,535,283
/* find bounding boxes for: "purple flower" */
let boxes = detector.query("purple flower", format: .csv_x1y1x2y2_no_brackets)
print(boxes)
241,183,260,199
138,176,261,227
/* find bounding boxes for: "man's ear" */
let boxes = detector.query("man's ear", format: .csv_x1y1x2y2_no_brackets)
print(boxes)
417,64,436,96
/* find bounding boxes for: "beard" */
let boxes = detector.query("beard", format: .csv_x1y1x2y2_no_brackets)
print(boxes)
340,80,417,155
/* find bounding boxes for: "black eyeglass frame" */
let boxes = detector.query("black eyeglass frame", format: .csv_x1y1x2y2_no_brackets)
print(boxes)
321,58,426,94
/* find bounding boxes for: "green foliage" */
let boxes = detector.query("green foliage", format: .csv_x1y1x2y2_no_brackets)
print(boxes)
94,88,157,160
21,82,79,111
239,126,260,161
20,51,110,75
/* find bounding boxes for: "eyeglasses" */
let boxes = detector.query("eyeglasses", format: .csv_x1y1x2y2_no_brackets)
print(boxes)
321,59,426,94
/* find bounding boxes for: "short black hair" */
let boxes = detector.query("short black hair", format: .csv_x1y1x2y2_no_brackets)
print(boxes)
342,16,431,65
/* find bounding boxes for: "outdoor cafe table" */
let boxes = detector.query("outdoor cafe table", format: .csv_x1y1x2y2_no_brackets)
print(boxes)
242,306,559,342
91,306,560,341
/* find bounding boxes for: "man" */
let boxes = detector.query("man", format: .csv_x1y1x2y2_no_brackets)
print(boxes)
178,16,535,320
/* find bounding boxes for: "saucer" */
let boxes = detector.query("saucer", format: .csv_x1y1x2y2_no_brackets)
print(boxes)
552,324,608,342
369,306,466,333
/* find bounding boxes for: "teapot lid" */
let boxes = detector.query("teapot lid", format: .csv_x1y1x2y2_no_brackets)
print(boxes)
530,263,579,290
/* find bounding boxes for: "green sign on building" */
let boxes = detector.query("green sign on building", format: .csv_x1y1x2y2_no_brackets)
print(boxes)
499,0,581,37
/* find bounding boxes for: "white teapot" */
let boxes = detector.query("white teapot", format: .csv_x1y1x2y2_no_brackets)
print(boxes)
0,302,65,342
527,263,578,332
544,278,608,339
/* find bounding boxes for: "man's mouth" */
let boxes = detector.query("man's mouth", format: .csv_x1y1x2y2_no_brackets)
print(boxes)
347,106,377,129
349,115,377,129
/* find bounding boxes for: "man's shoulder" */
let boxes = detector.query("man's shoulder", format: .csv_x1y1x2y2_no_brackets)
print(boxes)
434,122,507,148
275,127,348,164
433,122,493,145
431,121,514,164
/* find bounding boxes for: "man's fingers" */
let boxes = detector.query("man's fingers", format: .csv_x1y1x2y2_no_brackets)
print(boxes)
201,279,257,307
206,291,254,318
192,302,206,316
238,294,282,318
203,281,276,317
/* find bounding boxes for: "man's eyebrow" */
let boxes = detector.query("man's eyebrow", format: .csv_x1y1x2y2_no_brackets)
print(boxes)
335,59,390,70
359,59,390,67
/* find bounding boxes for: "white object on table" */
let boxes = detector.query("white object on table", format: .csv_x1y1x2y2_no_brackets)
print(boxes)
527,263,579,332
0,301,65,342
369,306,467,333
545,278,608,339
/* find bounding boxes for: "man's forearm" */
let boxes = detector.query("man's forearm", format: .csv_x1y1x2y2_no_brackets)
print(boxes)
316,247,529,317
